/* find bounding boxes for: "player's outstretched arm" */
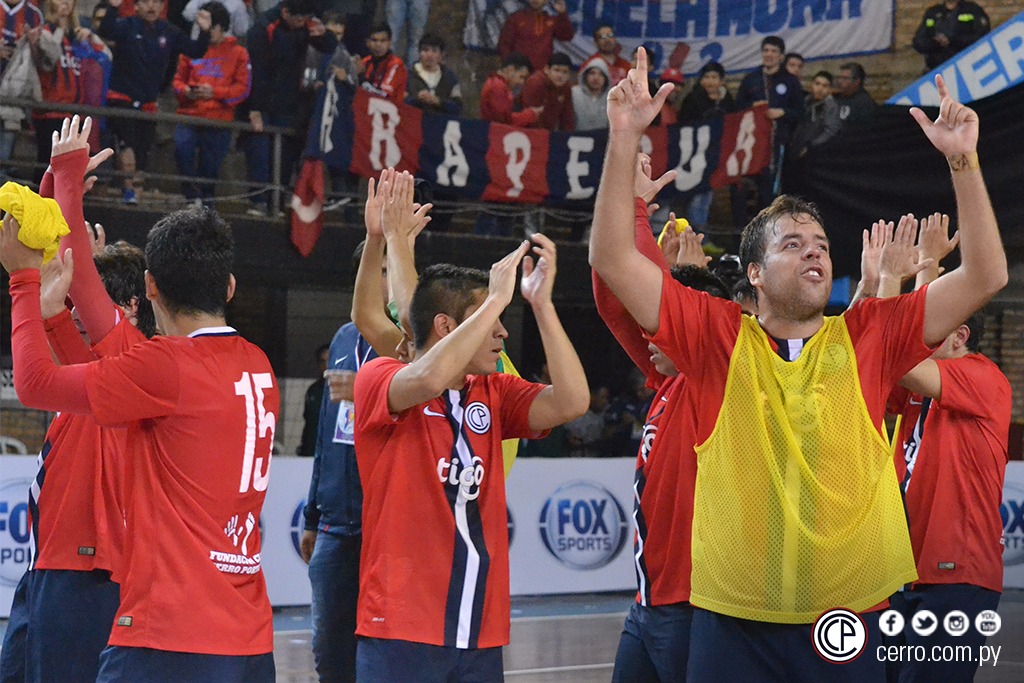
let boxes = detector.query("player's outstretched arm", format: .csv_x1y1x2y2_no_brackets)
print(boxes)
351,171,404,359
589,48,674,334
521,234,589,431
381,170,431,333
385,241,531,414
51,116,119,343
910,75,1007,346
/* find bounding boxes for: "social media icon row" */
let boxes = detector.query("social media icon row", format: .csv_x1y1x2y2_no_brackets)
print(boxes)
879,609,1001,637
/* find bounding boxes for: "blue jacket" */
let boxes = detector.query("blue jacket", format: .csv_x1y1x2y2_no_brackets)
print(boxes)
98,14,208,105
302,322,376,536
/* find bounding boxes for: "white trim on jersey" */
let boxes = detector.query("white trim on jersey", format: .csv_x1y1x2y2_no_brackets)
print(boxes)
188,326,238,337
447,389,482,650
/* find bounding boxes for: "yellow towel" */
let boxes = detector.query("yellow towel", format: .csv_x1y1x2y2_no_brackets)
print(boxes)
0,182,70,263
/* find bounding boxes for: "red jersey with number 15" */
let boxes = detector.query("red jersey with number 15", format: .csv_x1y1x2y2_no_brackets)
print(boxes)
82,327,278,655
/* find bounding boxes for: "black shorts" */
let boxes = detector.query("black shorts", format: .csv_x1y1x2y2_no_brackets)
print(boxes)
106,100,157,170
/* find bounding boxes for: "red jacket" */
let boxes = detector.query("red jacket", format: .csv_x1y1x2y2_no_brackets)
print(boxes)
173,36,250,121
479,72,538,128
520,69,573,132
360,52,407,104
497,8,574,71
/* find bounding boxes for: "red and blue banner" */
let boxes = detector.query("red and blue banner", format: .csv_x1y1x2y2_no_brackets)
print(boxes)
305,85,772,206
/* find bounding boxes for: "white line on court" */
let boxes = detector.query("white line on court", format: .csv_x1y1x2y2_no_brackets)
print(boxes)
505,662,614,676
509,611,629,623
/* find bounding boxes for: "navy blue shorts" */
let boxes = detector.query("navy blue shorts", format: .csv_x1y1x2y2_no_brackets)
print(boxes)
0,568,119,683
96,646,274,683
687,607,884,683
356,637,503,683
885,583,1000,683
612,601,692,682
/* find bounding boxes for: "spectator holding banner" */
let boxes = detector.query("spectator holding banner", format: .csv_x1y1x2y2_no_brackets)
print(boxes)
913,0,990,71
497,0,573,72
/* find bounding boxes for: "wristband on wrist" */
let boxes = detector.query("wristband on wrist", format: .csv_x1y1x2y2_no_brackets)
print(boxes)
947,151,979,172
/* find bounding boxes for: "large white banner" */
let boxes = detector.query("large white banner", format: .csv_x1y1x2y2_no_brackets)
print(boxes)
1,457,1023,616
465,0,894,75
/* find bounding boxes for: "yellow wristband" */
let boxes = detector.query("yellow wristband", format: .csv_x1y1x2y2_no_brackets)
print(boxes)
947,151,979,172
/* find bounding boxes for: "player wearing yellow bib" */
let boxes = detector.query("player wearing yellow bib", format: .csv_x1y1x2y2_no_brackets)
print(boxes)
590,52,1006,681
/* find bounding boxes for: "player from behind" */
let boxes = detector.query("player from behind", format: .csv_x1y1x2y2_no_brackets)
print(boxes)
353,190,589,680
1,206,278,682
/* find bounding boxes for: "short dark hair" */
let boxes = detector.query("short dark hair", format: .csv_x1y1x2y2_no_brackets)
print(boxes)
94,240,156,338
762,35,785,53
419,33,445,51
144,207,234,317
698,61,725,79
670,265,729,300
784,52,803,65
592,23,613,42
963,312,986,352
548,52,573,69
731,278,757,306
501,53,532,71
199,1,230,33
840,62,866,83
409,264,488,350
739,195,825,271
282,0,316,17
813,70,833,84
368,23,392,39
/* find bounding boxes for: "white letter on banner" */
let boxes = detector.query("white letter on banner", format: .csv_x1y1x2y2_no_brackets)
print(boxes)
565,137,595,199
639,134,653,156
962,40,1007,100
436,120,469,188
368,98,401,170
991,20,1024,83
726,112,756,177
503,132,531,198
674,125,711,191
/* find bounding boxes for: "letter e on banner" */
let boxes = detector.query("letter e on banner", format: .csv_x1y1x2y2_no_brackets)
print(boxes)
482,124,549,204
711,106,771,189
565,136,595,200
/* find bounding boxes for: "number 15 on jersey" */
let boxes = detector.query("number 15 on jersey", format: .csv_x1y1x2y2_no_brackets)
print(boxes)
234,372,276,494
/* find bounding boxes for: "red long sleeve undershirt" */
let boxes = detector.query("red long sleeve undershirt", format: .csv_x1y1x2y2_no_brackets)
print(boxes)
44,308,96,365
592,197,670,385
51,149,120,344
9,269,92,413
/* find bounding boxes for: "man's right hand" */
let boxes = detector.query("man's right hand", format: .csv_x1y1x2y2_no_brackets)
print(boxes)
606,48,672,137
917,212,958,264
249,110,264,133
51,115,91,159
39,248,73,319
299,529,316,564
488,240,531,309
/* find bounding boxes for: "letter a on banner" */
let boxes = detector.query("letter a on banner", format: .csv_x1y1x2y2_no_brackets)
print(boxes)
436,120,469,188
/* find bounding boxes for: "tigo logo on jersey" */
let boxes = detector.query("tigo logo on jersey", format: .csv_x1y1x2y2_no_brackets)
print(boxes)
0,479,32,587
1000,482,1024,565
437,455,485,501
539,481,628,570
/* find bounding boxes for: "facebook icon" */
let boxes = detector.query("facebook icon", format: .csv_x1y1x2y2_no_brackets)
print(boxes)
879,609,906,636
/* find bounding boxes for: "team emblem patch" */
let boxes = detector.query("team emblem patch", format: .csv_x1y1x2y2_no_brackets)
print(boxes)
464,402,491,434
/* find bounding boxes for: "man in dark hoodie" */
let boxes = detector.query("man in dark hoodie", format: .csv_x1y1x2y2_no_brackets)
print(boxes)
99,0,211,205
244,0,336,215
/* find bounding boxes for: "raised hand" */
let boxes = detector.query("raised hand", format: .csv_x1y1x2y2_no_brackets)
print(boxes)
489,240,531,309
381,171,432,243
606,48,673,136
909,74,979,158
39,248,74,319
194,8,212,32
916,212,958,263
859,219,888,288
677,228,711,268
51,115,92,159
87,222,106,255
634,152,677,206
521,234,557,307
880,214,932,284
364,168,395,237
659,213,681,263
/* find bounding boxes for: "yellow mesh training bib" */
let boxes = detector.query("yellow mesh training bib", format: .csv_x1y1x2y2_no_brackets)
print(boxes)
690,315,916,623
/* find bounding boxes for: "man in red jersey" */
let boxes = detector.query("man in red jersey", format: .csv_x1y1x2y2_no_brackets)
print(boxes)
1,197,277,681
497,0,573,72
590,50,1006,680
353,176,588,681
0,116,153,683
883,213,1009,683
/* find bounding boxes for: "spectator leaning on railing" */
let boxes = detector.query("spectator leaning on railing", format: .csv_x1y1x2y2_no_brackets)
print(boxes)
479,52,538,128
97,0,211,205
172,0,249,207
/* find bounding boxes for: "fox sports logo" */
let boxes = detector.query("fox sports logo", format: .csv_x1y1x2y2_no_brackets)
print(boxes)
1001,482,1024,566
0,479,32,587
539,481,628,570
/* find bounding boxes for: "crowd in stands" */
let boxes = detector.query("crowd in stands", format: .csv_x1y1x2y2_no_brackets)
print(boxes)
0,0,994,226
